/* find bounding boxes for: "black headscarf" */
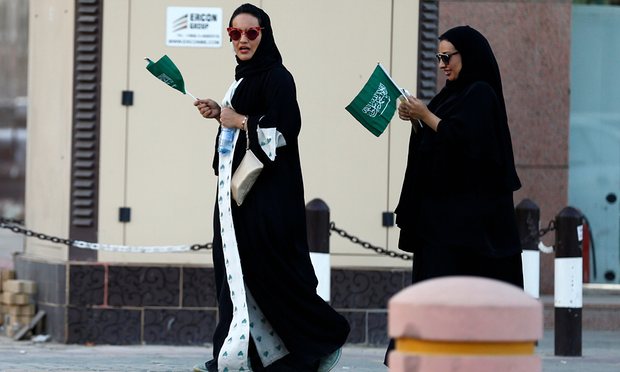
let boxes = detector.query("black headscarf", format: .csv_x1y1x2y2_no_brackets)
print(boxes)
430,25,520,191
229,4,283,80
434,26,507,119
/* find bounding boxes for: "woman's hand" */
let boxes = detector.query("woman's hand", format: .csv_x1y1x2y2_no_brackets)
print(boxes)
194,99,221,120
398,98,412,121
399,95,441,132
220,107,246,129
399,96,428,120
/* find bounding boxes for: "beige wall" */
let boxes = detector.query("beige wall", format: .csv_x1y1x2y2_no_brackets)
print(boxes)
25,0,75,261
94,0,418,267
265,0,418,267
97,0,231,264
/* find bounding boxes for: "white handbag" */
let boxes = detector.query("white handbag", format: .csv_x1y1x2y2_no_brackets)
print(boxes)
231,126,263,206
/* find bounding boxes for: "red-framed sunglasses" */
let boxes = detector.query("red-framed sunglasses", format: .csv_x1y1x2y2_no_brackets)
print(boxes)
226,27,264,41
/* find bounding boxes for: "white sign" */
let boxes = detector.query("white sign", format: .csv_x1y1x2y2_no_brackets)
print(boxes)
166,7,222,48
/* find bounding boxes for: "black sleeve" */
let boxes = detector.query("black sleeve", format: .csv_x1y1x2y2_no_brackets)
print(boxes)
435,82,501,163
245,68,301,166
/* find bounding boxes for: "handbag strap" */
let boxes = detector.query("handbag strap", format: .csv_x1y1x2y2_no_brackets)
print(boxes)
244,117,250,151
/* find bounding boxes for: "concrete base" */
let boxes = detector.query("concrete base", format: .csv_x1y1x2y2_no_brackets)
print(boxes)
389,353,541,372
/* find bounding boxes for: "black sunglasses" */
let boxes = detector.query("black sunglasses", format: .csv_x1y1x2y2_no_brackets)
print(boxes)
435,51,459,64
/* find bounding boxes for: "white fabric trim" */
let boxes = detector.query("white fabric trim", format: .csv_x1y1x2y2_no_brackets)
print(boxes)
309,252,331,302
246,287,289,366
216,80,289,370
216,129,251,371
222,79,243,108
256,126,286,161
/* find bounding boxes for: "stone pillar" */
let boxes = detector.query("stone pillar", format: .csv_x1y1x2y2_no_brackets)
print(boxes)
388,276,542,372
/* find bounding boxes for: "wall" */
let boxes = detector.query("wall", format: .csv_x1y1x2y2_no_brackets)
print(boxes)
24,0,75,262
16,254,409,345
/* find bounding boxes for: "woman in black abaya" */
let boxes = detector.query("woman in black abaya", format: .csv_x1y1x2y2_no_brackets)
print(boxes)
193,4,349,372
384,25,523,365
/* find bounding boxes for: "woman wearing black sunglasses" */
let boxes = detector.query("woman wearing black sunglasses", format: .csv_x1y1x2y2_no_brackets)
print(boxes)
193,3,349,372
384,25,523,364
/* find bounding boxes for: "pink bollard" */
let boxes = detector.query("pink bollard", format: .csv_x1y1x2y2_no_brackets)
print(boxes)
388,276,542,372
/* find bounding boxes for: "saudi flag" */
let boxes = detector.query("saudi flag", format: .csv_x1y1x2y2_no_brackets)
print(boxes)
145,55,196,100
345,63,405,137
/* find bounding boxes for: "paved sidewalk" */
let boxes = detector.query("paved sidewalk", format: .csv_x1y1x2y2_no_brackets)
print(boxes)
0,330,619,371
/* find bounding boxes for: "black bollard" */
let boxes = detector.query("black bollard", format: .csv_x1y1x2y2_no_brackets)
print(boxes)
305,198,331,302
515,199,541,299
554,207,583,357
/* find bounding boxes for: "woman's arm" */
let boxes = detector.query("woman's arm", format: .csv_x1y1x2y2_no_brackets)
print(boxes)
434,82,501,161
194,98,222,123
255,68,301,140
242,68,301,166
220,108,247,130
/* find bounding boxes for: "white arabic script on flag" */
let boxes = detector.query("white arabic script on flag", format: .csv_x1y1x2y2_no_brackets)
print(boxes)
362,83,391,118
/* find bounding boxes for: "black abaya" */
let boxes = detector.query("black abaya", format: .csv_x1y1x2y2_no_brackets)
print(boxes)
206,5,349,371
210,67,349,368
395,25,522,271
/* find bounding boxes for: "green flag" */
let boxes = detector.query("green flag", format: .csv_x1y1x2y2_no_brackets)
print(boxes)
345,63,405,137
145,55,196,100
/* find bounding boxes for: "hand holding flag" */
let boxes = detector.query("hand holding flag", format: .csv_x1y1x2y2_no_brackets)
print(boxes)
145,55,197,100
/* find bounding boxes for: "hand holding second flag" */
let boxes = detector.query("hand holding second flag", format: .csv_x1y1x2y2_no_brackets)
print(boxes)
195,98,222,121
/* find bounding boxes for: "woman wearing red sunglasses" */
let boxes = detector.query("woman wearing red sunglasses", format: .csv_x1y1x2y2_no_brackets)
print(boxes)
193,4,349,372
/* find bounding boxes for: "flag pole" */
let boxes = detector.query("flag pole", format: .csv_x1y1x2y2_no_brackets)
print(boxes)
378,62,407,96
379,63,421,130
185,91,197,101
